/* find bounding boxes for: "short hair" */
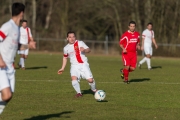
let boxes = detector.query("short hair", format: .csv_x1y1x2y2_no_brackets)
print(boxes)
21,20,27,23
67,31,76,37
129,21,136,26
147,22,153,26
12,2,25,16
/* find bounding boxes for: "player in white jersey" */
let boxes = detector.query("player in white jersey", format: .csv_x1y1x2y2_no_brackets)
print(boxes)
138,23,158,70
58,31,97,98
0,2,25,114
18,20,34,70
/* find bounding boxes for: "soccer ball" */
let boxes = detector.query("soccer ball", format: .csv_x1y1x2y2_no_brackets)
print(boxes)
94,90,106,101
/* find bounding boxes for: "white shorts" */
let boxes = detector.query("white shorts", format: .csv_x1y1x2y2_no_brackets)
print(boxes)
70,62,93,80
144,45,153,56
18,49,29,55
0,65,15,92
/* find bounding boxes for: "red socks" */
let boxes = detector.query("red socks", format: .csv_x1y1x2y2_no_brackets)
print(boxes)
123,69,129,80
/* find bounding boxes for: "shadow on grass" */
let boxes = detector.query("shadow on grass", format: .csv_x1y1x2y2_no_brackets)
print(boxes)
152,66,162,69
97,100,108,102
82,89,94,95
24,111,74,120
25,66,48,70
129,78,150,83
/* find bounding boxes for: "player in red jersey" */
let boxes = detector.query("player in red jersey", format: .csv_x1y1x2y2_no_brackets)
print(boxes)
119,21,140,83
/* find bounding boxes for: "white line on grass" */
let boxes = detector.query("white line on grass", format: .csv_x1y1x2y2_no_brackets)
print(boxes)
17,80,180,85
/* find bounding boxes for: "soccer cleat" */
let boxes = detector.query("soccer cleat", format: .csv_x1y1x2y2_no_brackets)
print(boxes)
123,80,130,84
21,67,25,70
148,68,152,70
17,64,21,68
91,89,98,93
75,93,83,98
120,69,124,79
138,63,141,69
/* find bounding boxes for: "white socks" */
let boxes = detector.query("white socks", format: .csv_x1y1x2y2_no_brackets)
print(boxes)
72,80,81,93
0,93,7,115
139,57,151,69
139,57,147,64
20,58,25,67
89,79,96,92
146,58,151,69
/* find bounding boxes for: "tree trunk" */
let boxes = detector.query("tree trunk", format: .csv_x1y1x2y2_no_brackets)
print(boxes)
45,0,53,29
60,0,69,38
32,0,36,37
9,0,12,15
168,0,179,53
22,0,26,19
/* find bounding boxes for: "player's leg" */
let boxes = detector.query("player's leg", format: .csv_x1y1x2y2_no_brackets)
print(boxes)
121,53,130,83
130,52,137,72
23,49,29,68
83,63,97,92
70,66,82,97
0,69,13,114
123,66,130,83
146,47,153,70
138,57,147,69
87,78,97,92
139,46,151,69
19,50,25,69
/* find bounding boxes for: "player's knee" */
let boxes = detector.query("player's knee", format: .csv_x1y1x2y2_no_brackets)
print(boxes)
124,66,130,70
87,78,93,83
146,55,151,58
131,67,135,71
2,93,12,102
24,56,28,59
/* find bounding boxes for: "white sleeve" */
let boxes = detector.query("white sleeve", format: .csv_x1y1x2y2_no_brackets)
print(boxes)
152,31,155,38
63,47,68,57
28,28,32,37
0,23,10,41
142,30,146,39
79,41,89,49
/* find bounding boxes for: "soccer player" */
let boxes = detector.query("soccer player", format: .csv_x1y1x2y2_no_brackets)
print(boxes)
18,20,35,70
0,2,25,114
57,31,97,97
138,23,158,70
119,21,140,83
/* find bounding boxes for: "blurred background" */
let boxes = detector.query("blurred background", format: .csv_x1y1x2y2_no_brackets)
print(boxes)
0,0,180,57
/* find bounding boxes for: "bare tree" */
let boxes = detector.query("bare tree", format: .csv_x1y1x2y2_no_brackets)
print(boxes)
32,0,36,36
45,0,53,29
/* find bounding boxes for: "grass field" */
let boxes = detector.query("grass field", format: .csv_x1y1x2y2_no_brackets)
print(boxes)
1,52,180,120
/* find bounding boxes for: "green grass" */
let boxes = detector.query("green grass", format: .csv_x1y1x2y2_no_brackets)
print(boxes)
1,52,180,120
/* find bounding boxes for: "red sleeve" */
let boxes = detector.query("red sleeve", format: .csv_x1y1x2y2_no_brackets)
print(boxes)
119,33,127,45
63,54,68,57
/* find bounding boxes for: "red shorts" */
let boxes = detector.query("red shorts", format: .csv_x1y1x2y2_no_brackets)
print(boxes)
122,52,137,68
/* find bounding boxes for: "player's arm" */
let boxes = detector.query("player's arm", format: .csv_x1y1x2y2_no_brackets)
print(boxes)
80,41,91,53
141,38,145,50
80,47,91,53
119,44,127,53
0,23,9,42
0,54,6,68
136,42,141,50
58,57,68,75
28,28,36,49
152,38,158,49
119,36,127,53
136,35,141,50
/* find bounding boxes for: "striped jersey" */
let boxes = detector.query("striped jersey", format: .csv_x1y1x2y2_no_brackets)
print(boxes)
0,19,19,65
19,26,32,45
119,30,140,52
63,40,89,65
142,29,154,46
